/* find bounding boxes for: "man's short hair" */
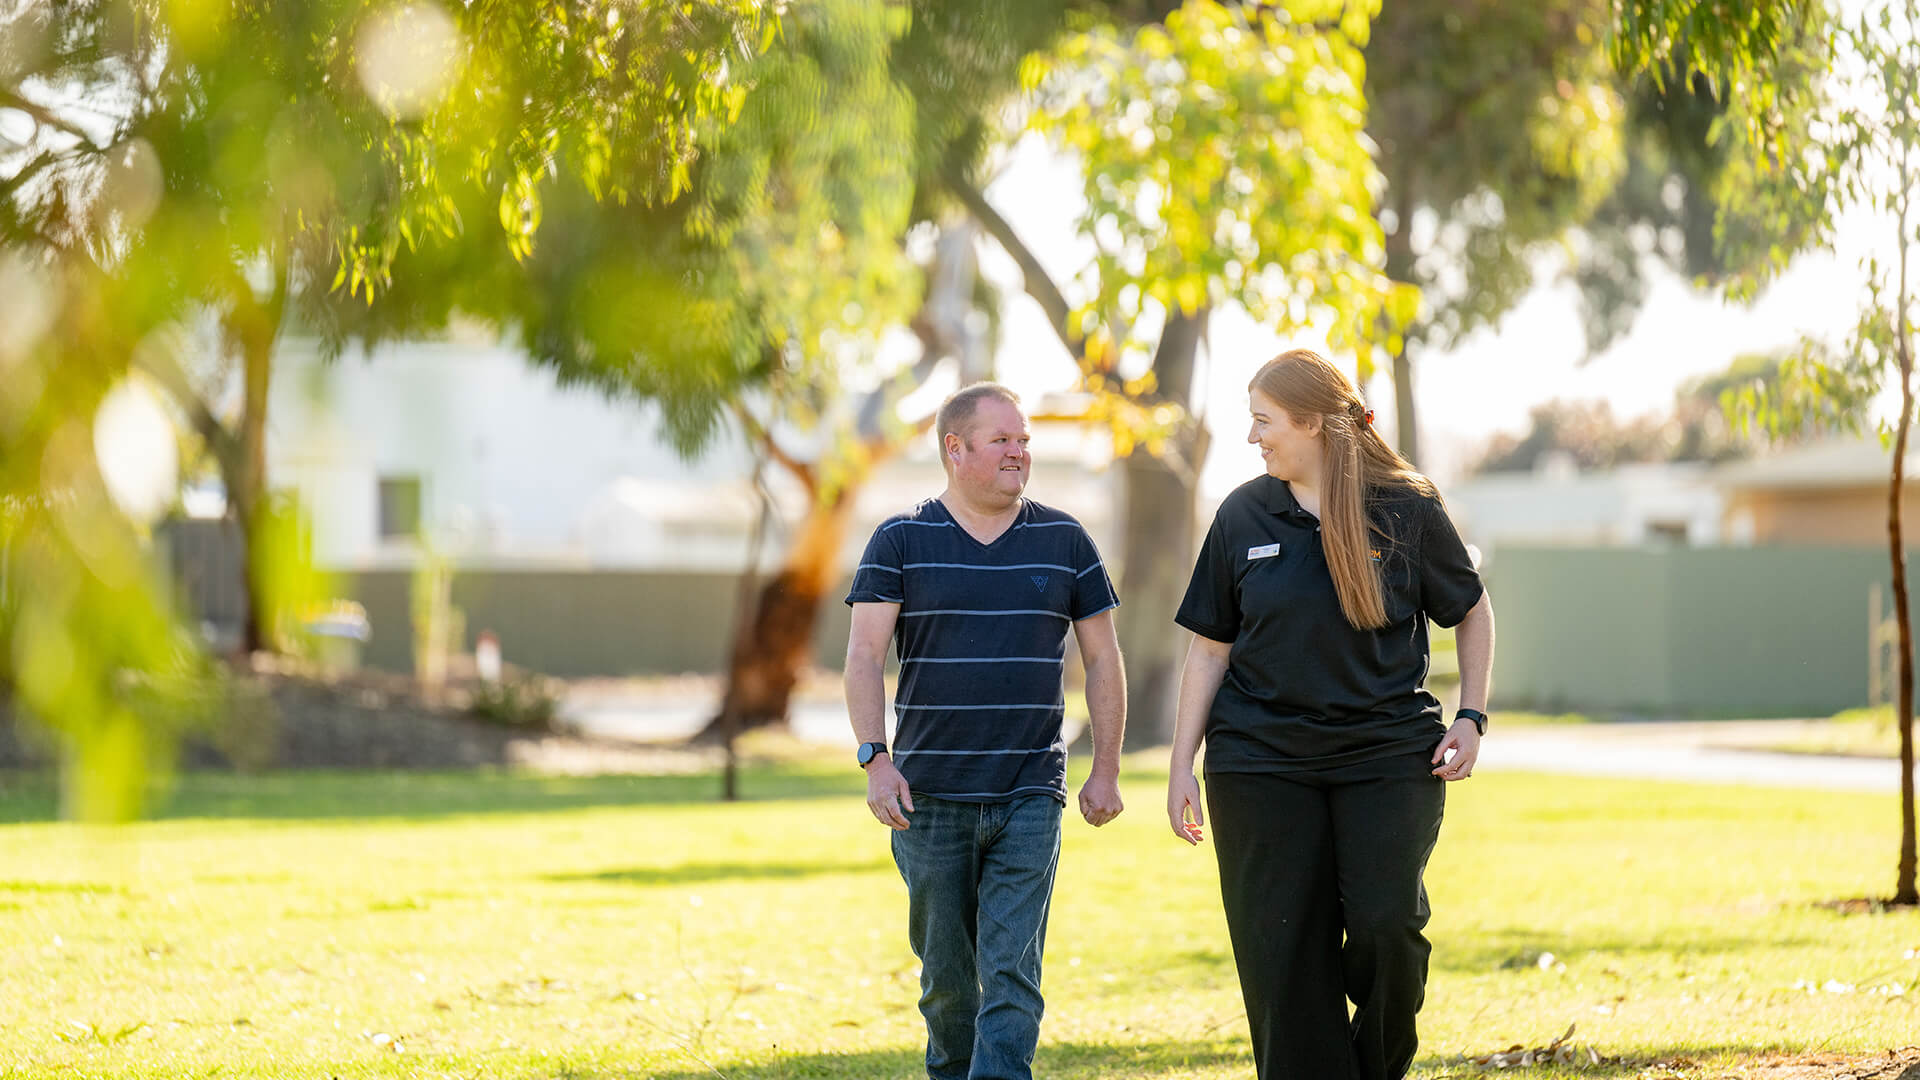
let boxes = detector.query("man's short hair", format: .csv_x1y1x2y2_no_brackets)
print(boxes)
936,383,1023,450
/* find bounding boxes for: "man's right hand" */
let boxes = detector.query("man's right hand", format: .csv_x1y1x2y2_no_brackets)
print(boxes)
866,757,915,830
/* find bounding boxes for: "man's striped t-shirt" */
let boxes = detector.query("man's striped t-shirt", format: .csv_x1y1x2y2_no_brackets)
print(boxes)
844,497,1119,804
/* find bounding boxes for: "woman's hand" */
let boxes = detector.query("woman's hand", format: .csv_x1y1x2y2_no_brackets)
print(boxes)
1431,719,1480,781
1167,771,1206,844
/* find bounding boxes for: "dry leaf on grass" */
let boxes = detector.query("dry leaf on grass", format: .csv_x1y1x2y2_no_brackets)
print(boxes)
1461,1022,1605,1069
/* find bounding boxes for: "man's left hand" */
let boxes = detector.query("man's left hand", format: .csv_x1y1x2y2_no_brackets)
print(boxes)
1078,773,1124,826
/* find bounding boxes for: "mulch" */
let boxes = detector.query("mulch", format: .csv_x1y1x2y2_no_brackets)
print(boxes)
0,659,633,772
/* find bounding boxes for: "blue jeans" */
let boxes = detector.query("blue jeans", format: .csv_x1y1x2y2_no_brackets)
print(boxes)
891,795,1064,1080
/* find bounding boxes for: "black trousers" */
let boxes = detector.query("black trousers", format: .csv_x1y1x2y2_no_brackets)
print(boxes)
1205,752,1445,1080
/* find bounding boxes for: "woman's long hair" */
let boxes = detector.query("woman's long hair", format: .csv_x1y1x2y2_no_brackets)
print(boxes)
1250,349,1435,630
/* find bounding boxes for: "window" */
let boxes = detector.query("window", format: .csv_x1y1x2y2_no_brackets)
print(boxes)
1645,520,1689,545
378,475,423,540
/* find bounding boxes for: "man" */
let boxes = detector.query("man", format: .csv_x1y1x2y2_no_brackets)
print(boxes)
844,382,1127,1080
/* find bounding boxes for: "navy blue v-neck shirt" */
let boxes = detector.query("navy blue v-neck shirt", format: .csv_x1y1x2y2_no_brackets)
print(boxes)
1175,475,1484,773
846,498,1119,803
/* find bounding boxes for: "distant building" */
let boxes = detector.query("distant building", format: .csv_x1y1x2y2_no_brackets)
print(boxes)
1713,437,1920,546
1445,452,1724,563
266,337,1123,572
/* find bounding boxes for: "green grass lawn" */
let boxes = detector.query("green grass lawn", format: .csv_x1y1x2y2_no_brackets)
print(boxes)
0,756,1915,1079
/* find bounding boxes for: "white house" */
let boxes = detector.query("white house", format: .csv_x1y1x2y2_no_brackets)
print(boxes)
265,338,1123,572
1444,453,1726,563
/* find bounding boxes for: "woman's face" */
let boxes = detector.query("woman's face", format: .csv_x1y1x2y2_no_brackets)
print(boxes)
1247,388,1322,482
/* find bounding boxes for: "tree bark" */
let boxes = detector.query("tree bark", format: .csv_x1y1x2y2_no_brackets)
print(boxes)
1383,189,1421,467
1116,306,1209,745
704,480,860,740
227,245,289,656
716,464,776,800
1888,364,1915,905
1892,167,1917,906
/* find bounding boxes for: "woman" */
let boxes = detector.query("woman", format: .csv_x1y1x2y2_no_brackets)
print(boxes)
1167,348,1494,1080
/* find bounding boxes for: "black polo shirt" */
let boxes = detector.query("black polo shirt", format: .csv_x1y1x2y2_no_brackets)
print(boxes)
1175,474,1483,773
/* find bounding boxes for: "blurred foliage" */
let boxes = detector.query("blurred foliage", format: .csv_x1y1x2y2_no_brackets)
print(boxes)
1367,0,1832,463
1470,353,1786,474
1612,0,1814,102
1721,0,1920,906
324,0,921,459
1026,0,1414,394
0,0,773,819
1724,0,1920,444
468,674,562,731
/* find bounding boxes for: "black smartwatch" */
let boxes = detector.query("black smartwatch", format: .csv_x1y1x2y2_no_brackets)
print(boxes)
1455,708,1488,736
856,742,889,768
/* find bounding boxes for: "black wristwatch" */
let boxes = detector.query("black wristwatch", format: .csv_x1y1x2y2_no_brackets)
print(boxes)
856,741,889,768
1455,708,1488,736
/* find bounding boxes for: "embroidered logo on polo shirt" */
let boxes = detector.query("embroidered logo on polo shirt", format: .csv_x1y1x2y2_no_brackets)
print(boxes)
1030,575,1050,592
1248,543,1280,560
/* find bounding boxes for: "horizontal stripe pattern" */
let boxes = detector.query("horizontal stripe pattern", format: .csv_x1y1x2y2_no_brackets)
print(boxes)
895,702,1064,711
901,656,1061,664
893,745,1065,757
844,497,1119,802
900,608,1071,620
902,562,1079,573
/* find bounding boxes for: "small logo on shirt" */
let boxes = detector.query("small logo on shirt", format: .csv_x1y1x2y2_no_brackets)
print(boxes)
1248,543,1280,560
1030,575,1050,592
1370,548,1384,562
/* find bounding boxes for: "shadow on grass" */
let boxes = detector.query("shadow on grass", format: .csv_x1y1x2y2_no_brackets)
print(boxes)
648,1039,1249,1080
0,763,867,825
546,859,890,887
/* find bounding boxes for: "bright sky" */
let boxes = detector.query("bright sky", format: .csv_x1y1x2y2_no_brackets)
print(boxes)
974,114,1893,496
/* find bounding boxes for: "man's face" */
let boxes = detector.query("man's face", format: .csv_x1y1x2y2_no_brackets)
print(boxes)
946,398,1031,501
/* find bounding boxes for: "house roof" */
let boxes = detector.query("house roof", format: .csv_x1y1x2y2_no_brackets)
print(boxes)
1712,436,1920,492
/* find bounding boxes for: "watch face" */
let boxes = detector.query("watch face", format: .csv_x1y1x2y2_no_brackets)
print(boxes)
858,743,877,765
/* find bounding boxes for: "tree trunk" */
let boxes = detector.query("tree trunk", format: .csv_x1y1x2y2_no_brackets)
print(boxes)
1390,341,1420,468
702,483,860,741
715,467,776,800
229,249,288,656
1383,190,1421,467
235,332,272,654
1893,180,1917,906
1890,378,1916,905
1116,306,1209,745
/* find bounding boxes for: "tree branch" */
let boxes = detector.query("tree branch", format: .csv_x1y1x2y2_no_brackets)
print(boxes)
0,89,104,149
0,148,57,200
731,400,814,493
941,164,1085,363
133,343,237,468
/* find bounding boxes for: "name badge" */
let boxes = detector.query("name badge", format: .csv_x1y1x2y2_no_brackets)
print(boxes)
1247,543,1280,560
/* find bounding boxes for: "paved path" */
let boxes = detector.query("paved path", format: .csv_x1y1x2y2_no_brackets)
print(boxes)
1477,721,1904,792
566,697,1910,793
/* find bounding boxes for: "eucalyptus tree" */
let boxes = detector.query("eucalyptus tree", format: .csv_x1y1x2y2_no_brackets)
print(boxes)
0,0,769,818
1726,0,1920,906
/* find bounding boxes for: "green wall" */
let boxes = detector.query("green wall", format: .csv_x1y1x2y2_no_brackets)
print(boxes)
1483,545,1914,716
338,569,855,677
338,546,1914,716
